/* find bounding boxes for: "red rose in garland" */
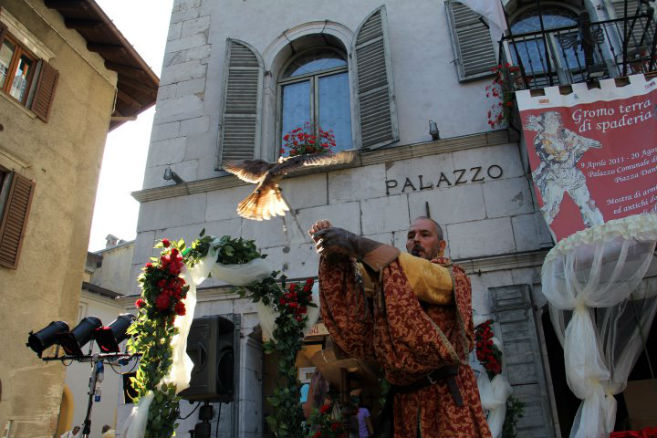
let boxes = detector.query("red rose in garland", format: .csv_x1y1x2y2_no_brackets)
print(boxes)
475,319,504,378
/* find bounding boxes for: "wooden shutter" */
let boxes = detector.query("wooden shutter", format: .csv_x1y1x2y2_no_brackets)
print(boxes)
218,39,263,165
30,60,59,122
0,21,7,43
489,285,558,438
446,0,497,82
0,172,35,269
353,6,399,150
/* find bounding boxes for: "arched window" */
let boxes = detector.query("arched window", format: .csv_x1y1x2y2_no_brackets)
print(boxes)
278,47,352,153
509,4,587,85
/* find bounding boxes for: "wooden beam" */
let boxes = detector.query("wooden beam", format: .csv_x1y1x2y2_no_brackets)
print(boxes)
64,18,103,31
104,61,149,80
44,0,86,12
116,89,143,109
87,42,125,56
118,76,157,95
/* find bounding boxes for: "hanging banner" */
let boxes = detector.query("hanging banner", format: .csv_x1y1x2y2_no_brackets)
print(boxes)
516,74,657,241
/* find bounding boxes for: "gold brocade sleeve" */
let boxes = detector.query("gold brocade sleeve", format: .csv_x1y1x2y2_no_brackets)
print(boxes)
398,253,454,305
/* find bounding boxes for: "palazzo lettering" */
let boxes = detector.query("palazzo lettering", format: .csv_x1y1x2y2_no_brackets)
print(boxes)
385,164,504,195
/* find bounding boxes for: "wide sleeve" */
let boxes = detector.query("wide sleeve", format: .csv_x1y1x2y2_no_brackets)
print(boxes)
318,255,376,361
397,253,454,305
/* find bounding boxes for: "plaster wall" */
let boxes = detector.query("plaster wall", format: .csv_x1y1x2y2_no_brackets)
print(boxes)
90,243,136,295
0,1,117,436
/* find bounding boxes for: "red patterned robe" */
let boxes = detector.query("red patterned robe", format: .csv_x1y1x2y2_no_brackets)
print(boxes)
318,253,491,438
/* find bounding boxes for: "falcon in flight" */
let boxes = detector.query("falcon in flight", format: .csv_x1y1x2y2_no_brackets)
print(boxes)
223,151,356,220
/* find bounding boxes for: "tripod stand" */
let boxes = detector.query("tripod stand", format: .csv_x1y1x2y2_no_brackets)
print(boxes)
43,352,138,438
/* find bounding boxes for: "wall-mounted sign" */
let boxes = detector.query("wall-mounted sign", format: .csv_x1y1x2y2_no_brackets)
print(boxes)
385,164,504,195
516,74,657,241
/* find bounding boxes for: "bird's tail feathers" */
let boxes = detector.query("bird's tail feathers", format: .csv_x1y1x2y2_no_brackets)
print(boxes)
237,186,289,221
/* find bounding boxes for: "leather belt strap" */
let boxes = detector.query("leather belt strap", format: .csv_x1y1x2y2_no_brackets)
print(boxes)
393,365,464,407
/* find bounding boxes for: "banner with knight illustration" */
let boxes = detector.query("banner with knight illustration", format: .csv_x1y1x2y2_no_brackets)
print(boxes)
516,74,657,242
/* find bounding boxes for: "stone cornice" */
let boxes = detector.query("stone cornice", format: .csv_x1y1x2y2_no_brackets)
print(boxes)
132,130,512,203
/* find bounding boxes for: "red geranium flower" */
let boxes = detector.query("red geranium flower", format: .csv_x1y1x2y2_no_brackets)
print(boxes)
175,301,186,316
162,238,170,248
320,404,331,414
135,298,146,308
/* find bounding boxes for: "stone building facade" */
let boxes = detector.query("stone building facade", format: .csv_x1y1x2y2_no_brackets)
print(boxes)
123,0,656,436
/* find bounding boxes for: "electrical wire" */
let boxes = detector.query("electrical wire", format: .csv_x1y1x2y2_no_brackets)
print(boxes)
178,402,201,420
107,355,140,375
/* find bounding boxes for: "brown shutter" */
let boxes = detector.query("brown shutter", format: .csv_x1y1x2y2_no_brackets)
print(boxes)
0,172,35,269
0,21,7,43
30,60,59,122
353,6,399,150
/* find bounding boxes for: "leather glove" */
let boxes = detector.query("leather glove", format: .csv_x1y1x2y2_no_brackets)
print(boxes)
313,227,399,271
313,227,380,258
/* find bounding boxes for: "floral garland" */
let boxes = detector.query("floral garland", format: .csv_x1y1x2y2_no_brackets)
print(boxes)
235,275,316,437
281,122,336,157
485,63,520,129
128,230,318,438
306,403,346,438
475,319,525,438
127,238,188,438
475,319,503,378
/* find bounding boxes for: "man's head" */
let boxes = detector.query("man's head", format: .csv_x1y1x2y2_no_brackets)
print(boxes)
72,426,80,434
102,425,110,433
406,217,445,260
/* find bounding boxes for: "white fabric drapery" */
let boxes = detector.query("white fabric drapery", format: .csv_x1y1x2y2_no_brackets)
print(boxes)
542,213,657,438
123,244,272,438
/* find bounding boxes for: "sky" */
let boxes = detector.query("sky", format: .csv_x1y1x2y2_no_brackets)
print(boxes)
87,0,174,251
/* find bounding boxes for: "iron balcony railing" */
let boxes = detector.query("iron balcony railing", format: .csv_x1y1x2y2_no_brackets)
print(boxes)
500,12,657,90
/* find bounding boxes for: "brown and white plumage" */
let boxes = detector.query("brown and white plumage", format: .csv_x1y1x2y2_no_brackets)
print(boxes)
223,151,355,220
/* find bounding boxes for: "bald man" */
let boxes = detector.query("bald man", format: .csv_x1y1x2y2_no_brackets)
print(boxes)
310,217,490,438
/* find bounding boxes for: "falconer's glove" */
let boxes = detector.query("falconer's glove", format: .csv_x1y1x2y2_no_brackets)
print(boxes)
313,227,399,271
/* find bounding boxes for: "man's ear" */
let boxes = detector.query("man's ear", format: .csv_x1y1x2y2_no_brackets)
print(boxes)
438,240,447,256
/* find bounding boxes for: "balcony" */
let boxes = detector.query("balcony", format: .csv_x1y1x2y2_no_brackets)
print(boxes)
500,10,656,91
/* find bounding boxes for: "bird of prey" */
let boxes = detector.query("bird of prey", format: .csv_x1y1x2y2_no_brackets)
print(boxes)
223,151,356,221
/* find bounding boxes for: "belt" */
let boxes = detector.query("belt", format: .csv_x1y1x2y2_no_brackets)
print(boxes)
393,365,464,407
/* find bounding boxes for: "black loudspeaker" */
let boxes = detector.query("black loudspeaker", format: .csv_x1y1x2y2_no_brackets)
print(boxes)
180,315,237,402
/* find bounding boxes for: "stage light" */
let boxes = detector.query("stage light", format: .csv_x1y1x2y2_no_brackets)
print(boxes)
57,317,103,356
26,321,70,357
95,313,136,352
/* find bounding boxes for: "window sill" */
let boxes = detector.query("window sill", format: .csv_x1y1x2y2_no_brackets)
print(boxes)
0,91,37,120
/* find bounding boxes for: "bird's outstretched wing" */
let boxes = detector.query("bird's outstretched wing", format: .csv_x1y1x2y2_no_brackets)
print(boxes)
223,159,275,183
274,150,356,175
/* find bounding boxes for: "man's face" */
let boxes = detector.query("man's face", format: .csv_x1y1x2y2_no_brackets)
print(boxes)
73,427,80,434
406,218,445,260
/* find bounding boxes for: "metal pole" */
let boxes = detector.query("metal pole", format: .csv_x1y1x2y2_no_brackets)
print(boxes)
81,356,102,438
536,0,554,85
623,0,629,75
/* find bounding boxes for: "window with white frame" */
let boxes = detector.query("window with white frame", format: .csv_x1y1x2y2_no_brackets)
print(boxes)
278,48,352,154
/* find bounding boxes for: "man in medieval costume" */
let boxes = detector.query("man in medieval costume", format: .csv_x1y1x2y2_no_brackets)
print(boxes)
310,217,491,438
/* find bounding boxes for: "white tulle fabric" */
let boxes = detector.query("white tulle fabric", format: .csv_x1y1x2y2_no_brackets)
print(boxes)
478,373,513,438
257,282,321,342
541,214,657,438
123,245,273,438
